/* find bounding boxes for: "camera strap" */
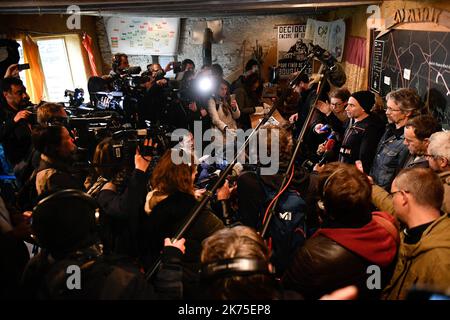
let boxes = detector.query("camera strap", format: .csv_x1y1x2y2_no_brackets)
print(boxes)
86,176,110,198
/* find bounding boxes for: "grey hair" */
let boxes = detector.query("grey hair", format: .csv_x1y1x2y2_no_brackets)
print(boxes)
386,88,422,117
428,131,450,161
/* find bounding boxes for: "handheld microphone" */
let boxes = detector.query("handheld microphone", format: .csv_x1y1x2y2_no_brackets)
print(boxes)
318,138,336,165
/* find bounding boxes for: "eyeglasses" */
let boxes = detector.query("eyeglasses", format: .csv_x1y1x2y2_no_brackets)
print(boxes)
385,107,402,113
331,102,346,108
424,154,442,160
389,190,409,197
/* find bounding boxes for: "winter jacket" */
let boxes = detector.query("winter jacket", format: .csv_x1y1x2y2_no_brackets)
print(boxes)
441,171,450,214
282,211,398,300
403,155,429,169
0,103,32,166
370,125,409,189
382,214,450,300
234,86,260,130
35,155,83,197
21,245,183,300
139,191,224,298
207,97,240,132
91,169,149,257
338,114,384,173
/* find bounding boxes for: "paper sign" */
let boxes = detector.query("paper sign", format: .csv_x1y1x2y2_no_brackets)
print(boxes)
403,68,411,80
384,76,391,85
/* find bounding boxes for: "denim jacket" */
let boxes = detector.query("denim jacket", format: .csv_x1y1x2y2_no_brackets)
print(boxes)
370,126,409,190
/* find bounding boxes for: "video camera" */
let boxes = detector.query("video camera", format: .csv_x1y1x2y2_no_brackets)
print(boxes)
111,128,160,164
24,104,38,125
65,88,84,107
115,66,144,91
309,44,337,69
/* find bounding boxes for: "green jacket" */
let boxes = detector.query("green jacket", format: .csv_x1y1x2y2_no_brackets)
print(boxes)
372,171,450,215
441,171,450,214
382,213,450,300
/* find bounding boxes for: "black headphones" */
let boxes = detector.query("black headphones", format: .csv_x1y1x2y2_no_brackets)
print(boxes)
31,189,100,248
201,258,271,279
33,189,99,224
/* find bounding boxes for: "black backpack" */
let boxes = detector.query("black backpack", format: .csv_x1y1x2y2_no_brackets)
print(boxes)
255,173,307,275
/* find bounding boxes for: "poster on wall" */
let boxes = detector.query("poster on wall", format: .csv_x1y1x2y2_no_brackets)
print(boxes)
105,16,180,55
277,24,313,78
305,19,345,62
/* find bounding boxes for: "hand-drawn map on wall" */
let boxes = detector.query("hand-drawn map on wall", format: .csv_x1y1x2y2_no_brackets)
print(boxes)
370,29,450,129
105,17,180,55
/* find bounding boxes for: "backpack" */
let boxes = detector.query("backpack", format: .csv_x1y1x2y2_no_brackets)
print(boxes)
255,172,307,275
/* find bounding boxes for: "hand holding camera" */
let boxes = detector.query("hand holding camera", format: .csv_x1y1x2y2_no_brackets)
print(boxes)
135,138,157,172
14,110,32,123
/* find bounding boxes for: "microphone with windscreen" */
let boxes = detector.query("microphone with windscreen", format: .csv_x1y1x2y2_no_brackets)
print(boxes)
309,44,347,87
318,135,336,165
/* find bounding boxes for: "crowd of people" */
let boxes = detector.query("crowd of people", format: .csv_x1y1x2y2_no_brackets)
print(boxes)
0,51,449,301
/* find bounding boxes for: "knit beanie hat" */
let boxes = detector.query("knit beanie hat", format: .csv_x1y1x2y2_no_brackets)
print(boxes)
351,91,375,114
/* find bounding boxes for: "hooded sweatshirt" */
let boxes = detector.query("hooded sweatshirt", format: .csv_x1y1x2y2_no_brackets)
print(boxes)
382,213,450,300
315,211,399,268
282,211,399,299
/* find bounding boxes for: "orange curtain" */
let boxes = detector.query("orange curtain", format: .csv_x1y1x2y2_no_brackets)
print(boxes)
81,32,99,76
343,36,368,93
21,35,45,103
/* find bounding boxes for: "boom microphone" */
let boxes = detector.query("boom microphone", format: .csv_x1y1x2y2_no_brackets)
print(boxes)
309,44,346,87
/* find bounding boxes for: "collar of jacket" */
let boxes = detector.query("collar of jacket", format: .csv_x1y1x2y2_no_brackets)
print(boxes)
383,123,405,140
400,213,450,257
438,170,450,185
39,154,72,173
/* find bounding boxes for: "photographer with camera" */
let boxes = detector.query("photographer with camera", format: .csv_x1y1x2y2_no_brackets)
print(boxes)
165,58,195,81
15,103,72,210
137,64,169,127
100,53,144,124
175,69,212,133
86,136,154,257
0,77,33,183
110,53,130,78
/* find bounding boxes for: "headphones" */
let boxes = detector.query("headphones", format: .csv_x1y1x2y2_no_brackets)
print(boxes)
317,168,346,211
31,189,100,249
322,168,345,197
33,189,100,224
201,258,272,279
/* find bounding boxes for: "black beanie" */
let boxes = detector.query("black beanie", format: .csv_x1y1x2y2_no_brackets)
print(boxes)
351,91,375,114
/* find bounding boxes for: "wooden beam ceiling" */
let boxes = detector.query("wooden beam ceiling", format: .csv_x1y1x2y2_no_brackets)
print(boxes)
0,1,378,17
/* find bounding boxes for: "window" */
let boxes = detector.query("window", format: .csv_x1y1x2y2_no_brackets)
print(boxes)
16,40,26,84
17,35,89,103
37,38,74,102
